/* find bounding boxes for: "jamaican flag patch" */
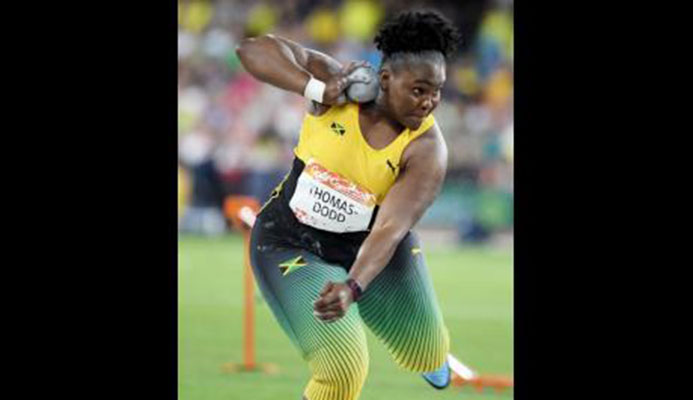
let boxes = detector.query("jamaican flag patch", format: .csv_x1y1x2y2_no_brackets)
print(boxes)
278,255,308,276
330,122,346,136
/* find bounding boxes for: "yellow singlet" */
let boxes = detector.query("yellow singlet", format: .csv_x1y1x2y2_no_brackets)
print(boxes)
294,102,436,206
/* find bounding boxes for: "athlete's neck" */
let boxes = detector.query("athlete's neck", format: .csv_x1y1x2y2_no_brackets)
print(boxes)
361,93,405,133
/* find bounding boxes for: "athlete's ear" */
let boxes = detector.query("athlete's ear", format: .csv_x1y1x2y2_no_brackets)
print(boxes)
379,67,391,91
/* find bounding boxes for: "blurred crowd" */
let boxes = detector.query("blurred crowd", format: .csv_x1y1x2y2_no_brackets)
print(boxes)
178,0,513,241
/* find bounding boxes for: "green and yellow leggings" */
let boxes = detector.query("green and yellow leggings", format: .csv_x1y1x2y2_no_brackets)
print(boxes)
250,224,450,400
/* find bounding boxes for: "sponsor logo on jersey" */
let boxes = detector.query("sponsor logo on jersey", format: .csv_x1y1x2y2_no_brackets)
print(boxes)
386,159,397,174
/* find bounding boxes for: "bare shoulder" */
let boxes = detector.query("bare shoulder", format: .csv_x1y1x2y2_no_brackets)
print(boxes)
401,122,448,172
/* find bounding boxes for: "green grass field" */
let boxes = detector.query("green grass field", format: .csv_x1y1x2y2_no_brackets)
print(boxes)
179,233,513,400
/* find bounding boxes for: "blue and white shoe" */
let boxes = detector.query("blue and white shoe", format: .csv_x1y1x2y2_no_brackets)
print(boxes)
422,360,451,389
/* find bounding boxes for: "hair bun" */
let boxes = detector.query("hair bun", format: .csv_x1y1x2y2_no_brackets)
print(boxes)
374,10,462,59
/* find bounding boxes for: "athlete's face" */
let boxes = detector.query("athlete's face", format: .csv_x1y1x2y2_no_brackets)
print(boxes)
379,58,446,130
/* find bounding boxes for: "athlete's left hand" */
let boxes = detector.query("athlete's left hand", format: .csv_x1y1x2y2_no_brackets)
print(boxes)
313,281,353,323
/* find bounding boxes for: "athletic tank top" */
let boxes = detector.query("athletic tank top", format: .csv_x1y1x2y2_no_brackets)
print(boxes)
257,102,436,268
294,102,435,205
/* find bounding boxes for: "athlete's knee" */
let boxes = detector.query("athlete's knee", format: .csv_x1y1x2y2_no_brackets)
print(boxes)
393,325,450,373
314,346,369,387
305,345,369,400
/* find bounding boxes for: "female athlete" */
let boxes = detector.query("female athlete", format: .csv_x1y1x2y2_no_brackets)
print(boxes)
236,9,462,400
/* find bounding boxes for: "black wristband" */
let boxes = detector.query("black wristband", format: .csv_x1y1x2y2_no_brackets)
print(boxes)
345,278,363,302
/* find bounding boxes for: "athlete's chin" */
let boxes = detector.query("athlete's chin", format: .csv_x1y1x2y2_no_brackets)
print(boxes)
403,116,424,130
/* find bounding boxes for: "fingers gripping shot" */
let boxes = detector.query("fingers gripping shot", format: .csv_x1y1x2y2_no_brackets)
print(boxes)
345,65,379,103
236,9,462,400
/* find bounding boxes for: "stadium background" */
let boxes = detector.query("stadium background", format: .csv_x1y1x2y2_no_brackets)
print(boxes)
178,0,513,398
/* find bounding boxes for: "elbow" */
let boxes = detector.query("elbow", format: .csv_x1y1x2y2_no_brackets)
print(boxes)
235,37,255,63
236,34,273,54
235,34,275,67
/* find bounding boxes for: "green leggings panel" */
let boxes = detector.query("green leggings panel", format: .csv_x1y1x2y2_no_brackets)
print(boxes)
250,227,449,400
358,233,450,373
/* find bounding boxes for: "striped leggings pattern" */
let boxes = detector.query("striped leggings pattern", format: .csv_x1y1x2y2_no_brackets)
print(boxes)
250,229,449,400
358,234,449,373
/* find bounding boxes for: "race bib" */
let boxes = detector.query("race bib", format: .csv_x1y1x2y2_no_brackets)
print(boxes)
289,159,376,233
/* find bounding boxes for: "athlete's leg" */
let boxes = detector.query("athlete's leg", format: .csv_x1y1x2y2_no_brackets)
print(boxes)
250,225,369,400
357,231,450,373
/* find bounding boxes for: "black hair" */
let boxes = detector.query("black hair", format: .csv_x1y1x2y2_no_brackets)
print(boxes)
374,9,462,65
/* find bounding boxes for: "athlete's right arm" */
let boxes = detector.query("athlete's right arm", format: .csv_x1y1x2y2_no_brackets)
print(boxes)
235,34,367,111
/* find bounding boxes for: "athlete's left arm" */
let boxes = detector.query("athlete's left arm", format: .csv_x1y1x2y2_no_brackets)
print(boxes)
313,124,447,322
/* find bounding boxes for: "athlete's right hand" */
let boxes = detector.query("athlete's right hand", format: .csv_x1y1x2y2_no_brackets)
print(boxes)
321,61,372,106
313,281,353,323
